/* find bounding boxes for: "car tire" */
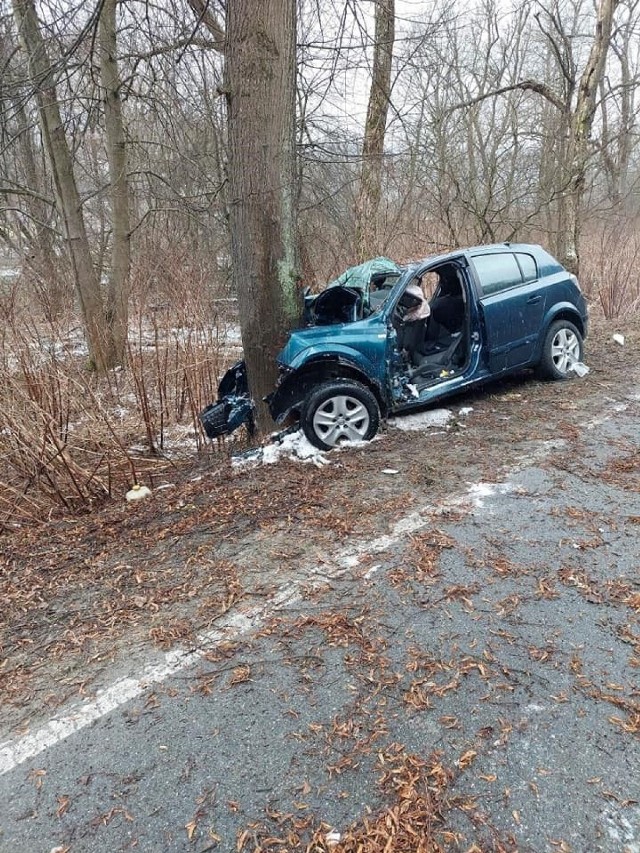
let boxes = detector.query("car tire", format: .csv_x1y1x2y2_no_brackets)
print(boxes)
301,380,380,450
537,319,584,380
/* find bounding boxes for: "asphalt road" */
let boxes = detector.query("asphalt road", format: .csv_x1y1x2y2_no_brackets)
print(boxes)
1,384,639,853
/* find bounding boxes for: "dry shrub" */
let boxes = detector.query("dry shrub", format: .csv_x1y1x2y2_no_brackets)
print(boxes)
130,243,233,322
580,219,640,318
0,263,241,531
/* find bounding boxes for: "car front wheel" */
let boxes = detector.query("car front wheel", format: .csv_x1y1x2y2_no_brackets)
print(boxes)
537,320,584,380
301,380,380,450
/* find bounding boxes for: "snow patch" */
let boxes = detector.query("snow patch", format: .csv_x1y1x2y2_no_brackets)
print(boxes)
467,481,514,508
233,430,330,469
389,409,453,431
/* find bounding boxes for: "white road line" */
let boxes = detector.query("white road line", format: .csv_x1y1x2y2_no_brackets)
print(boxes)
0,443,566,776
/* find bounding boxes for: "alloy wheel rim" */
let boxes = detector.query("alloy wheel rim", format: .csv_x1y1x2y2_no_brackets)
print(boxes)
551,328,580,374
312,395,370,446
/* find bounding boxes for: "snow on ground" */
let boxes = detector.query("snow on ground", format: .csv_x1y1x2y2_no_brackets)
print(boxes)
388,408,453,431
467,481,514,508
231,407,475,471
232,430,330,469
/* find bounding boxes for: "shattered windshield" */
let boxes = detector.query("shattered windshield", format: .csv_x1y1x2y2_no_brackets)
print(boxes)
326,256,400,291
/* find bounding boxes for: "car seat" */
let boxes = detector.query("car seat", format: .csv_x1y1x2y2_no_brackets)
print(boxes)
409,271,466,376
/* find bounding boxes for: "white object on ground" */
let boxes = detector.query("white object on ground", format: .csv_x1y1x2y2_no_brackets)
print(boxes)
382,468,399,475
458,407,473,416
125,484,152,502
325,830,342,848
613,333,625,346
389,409,453,431
569,361,590,377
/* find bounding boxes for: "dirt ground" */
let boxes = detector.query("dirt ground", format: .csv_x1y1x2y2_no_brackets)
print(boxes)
0,311,637,734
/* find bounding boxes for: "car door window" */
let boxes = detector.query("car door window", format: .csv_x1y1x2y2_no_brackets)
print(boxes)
516,253,538,282
473,253,523,296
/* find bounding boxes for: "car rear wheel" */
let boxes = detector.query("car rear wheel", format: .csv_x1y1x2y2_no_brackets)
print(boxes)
537,320,584,380
301,380,380,450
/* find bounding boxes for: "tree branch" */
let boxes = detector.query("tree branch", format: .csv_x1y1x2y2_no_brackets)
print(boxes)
447,79,567,116
186,0,226,53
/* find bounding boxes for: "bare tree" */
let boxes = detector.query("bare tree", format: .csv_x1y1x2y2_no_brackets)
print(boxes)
564,0,621,272
11,0,112,367
599,0,640,204
99,0,130,366
354,0,395,262
448,0,621,273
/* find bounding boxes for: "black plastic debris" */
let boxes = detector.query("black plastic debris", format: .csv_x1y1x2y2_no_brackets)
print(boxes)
199,361,255,439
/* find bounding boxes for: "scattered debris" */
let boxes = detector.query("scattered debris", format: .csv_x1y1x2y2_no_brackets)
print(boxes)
382,468,399,475
613,333,625,346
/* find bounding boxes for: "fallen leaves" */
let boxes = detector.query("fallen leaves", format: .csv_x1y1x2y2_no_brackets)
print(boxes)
457,750,477,769
28,768,46,789
55,795,70,818
149,620,194,649
229,664,251,686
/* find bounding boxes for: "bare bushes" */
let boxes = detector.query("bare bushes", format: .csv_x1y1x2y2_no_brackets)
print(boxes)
0,253,240,531
580,220,640,318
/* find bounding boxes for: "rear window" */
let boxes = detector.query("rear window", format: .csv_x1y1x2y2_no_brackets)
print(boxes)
472,253,523,296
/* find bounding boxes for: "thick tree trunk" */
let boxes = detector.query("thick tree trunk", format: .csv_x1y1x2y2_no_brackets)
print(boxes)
562,0,620,275
355,0,395,263
225,0,298,432
12,0,109,369
100,0,130,367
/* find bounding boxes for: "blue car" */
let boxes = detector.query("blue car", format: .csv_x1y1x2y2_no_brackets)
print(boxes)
202,244,588,450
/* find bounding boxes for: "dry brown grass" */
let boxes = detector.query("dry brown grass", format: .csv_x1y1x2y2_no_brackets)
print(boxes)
0,252,240,530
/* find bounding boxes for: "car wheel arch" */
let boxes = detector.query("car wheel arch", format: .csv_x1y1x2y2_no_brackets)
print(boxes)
543,307,586,338
534,307,586,363
269,357,387,423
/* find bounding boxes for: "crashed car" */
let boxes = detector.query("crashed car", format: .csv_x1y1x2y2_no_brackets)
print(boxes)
201,244,588,450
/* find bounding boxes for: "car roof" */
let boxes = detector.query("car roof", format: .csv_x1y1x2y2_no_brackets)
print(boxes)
402,243,560,274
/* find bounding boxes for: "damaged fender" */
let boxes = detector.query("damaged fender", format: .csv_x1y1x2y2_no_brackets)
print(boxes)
267,354,386,425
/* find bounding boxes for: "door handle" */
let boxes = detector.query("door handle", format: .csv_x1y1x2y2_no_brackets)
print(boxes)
527,295,542,304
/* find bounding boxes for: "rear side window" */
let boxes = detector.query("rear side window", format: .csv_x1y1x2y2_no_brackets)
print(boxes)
516,253,538,282
472,253,523,296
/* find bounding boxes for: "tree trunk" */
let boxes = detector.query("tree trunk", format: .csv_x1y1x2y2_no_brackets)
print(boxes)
12,0,109,369
10,93,63,318
562,0,620,275
100,0,130,367
355,0,395,263
225,0,298,432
